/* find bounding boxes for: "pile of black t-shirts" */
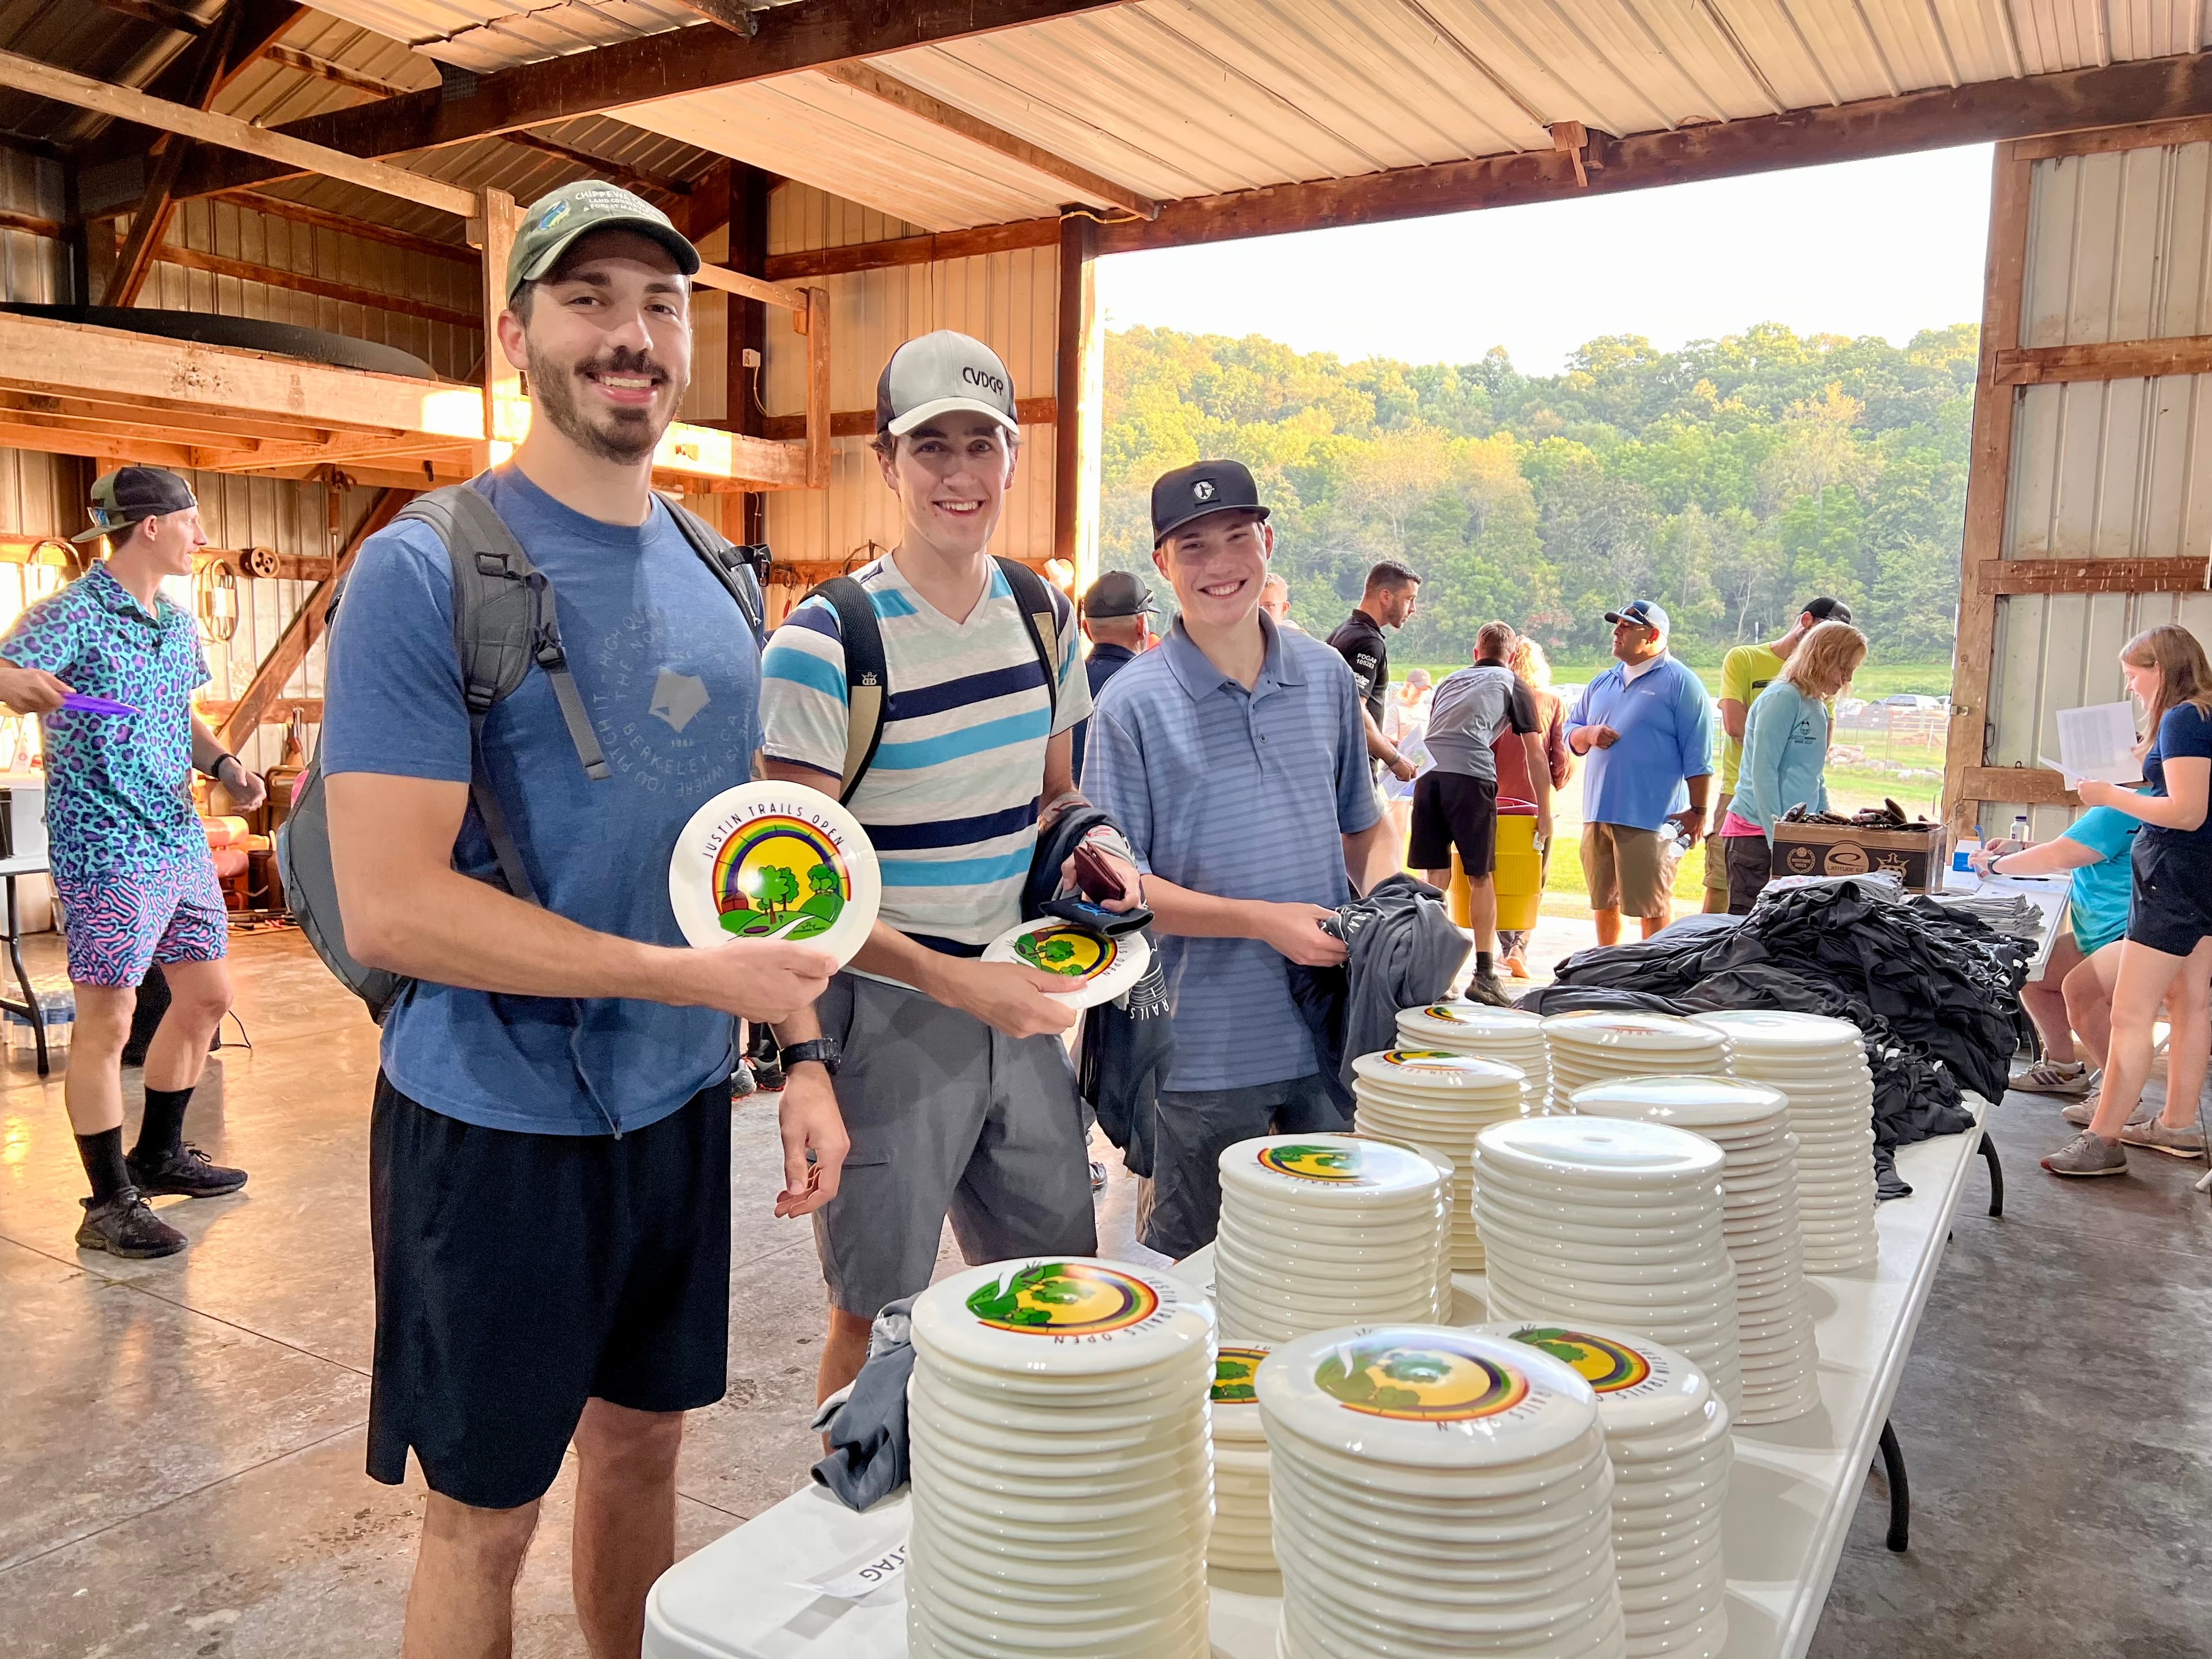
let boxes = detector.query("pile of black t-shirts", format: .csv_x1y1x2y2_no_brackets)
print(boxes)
1521,883,2025,1198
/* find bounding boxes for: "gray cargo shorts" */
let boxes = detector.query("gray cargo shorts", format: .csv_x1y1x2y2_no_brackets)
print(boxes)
812,971,1097,1321
1143,1073,1348,1262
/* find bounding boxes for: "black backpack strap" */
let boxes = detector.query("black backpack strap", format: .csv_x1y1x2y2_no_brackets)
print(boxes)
665,500,767,647
801,575,888,805
994,556,1061,727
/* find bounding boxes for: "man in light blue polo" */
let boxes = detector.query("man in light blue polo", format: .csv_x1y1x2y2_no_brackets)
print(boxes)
1566,599,1714,945
1084,460,1398,1259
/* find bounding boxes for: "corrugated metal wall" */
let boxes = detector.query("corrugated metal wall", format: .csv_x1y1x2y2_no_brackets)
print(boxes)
761,183,1060,570
1984,137,2212,838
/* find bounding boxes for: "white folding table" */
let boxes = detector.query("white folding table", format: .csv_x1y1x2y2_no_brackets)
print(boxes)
643,1099,1993,1659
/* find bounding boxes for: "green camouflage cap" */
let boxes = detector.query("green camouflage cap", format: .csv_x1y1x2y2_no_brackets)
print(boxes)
74,465,196,543
506,181,700,302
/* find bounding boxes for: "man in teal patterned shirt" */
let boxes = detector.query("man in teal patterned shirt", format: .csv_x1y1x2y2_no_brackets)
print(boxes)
0,467,266,1259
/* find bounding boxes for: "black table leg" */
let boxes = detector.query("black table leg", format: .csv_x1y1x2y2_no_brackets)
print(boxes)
3,876,43,1079
1877,1418,1910,1552
1979,1133,2004,1218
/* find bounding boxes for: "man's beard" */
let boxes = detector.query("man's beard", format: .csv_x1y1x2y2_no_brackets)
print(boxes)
527,342,685,464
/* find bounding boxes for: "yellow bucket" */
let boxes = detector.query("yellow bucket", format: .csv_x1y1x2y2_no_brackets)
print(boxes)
1446,802,1543,933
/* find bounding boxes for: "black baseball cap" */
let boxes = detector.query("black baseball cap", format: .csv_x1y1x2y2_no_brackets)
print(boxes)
1152,459,1269,546
1603,599,1671,637
1801,596,1853,624
1081,570,1156,619
74,465,196,543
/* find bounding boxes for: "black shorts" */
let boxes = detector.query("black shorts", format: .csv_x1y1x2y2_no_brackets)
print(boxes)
366,1074,731,1510
2126,836,2212,958
1409,771,1501,876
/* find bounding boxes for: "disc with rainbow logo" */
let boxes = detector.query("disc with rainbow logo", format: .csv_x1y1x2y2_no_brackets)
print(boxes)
981,917,1149,1010
668,782,880,967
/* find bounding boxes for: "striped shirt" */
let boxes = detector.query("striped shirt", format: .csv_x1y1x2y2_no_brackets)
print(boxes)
758,554,1088,956
1084,617,1379,1091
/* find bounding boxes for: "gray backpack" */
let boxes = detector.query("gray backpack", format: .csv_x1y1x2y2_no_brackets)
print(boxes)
276,483,766,1022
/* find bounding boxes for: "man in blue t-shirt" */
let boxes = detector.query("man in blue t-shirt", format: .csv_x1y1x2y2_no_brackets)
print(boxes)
319,183,843,1657
1566,600,1714,945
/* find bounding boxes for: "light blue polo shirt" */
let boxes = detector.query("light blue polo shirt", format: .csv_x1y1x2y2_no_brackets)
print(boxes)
1084,616,1379,1092
2060,802,2143,955
1567,655,1715,831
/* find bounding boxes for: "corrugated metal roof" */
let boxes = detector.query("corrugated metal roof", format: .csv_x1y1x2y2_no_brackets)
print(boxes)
0,0,196,148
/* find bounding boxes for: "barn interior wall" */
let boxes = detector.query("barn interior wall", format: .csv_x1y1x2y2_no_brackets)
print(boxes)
760,183,1060,573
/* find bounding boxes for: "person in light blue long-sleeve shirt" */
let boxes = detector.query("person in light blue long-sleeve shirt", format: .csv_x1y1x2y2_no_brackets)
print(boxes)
1718,621,1868,913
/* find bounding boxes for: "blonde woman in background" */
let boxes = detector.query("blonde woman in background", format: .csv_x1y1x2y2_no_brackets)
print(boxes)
1493,634,1573,977
1382,668,1433,853
1717,621,1868,914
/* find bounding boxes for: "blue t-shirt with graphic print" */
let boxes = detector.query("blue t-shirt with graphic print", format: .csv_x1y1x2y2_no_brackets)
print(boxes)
321,468,762,1137
0,563,210,883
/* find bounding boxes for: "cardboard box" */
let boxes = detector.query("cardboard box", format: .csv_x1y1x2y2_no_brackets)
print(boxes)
1768,821,1949,893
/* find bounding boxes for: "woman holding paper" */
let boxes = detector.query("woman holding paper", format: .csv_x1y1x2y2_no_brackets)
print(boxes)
2043,624,2212,1177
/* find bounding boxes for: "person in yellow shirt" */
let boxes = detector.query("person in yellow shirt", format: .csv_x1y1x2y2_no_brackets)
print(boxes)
1705,597,1853,913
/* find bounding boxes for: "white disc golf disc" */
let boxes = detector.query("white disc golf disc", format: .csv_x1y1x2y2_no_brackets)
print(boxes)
668,782,879,967
983,918,1151,1009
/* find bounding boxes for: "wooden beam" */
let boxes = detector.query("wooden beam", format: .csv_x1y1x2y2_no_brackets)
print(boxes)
471,189,523,462
154,243,483,330
667,0,760,32
0,419,204,469
804,285,830,490
757,395,1056,440
215,486,410,751
821,62,1156,219
0,206,61,238
74,1,304,171
725,162,771,543
499,130,694,200
1053,210,1096,566
690,262,808,312
166,0,1141,199
97,0,210,34
211,191,478,265
259,43,416,100
2010,113,2212,159
201,695,322,725
107,0,241,308
1978,556,2212,594
1993,336,2212,385
1960,766,2079,806
764,219,1059,282
1944,142,2033,840
0,47,478,220
0,388,356,445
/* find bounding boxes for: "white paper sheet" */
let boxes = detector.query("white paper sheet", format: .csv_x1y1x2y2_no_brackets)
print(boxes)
791,1536,909,1603
2050,702,2142,786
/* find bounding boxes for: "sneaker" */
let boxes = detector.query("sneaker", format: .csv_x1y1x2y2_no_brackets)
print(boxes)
124,1142,248,1199
2118,1119,2207,1160
75,1189,188,1258
1502,952,1531,980
1465,971,1512,1009
2041,1130,2129,1178
2011,1059,2093,1097
1089,1160,1108,1195
2061,1092,2139,1129
752,1058,786,1093
730,1062,757,1099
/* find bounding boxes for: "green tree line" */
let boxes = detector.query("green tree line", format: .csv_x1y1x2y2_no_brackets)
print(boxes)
1099,321,1975,665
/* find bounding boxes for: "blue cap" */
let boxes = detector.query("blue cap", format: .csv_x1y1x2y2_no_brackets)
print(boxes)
1604,599,1670,638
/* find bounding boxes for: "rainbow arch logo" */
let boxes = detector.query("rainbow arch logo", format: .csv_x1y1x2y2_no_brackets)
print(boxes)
711,814,848,941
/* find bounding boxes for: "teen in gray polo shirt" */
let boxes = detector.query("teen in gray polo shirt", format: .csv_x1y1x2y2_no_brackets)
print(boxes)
1085,460,1398,1260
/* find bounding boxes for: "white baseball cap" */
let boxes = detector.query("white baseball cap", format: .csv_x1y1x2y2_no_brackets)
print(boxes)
876,330,1018,438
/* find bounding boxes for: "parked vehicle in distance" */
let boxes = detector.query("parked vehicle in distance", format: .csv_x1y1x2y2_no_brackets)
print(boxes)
1881,693,1941,711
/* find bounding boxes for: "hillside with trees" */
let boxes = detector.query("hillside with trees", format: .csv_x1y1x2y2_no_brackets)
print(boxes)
1099,321,1976,665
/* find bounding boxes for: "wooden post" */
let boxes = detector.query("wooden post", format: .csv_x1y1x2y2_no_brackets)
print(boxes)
1053,210,1100,582
472,187,522,468
1942,142,2032,842
802,286,831,491
726,165,771,543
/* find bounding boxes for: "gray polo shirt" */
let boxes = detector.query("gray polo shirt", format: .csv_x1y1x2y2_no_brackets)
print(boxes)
1425,661,1538,783
1084,616,1380,1092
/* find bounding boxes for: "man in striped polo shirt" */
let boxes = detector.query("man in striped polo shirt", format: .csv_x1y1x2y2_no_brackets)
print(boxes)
1084,460,1399,1260
759,330,1142,1399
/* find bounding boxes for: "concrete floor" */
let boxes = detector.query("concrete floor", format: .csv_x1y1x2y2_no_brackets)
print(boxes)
0,927,2206,1658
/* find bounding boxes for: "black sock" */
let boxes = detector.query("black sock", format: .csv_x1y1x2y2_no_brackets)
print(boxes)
1476,952,1495,976
77,1128,131,1206
132,1086,194,1164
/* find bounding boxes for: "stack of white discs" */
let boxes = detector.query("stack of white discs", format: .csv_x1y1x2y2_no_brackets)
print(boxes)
1480,1323,1731,1658
1567,1077,1818,1427
1206,1342,1278,1586
907,1257,1215,1659
1397,1001,1552,1108
1541,1013,1731,1112
1214,1135,1450,1343
1695,1010,1879,1274
1353,1049,1531,1272
1260,1325,1627,1659
1474,1115,1741,1413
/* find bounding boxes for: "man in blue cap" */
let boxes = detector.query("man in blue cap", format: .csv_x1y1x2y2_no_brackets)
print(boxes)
1565,600,1714,945
1084,459,1397,1258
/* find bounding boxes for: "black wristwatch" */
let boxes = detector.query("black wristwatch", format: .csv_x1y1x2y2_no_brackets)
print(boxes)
779,1037,841,1077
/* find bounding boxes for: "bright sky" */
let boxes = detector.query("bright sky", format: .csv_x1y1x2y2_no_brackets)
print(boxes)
1096,144,1994,375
